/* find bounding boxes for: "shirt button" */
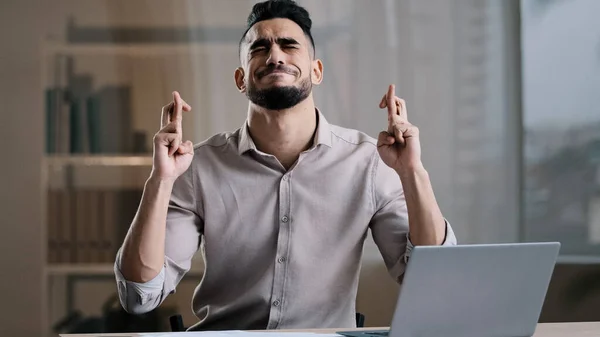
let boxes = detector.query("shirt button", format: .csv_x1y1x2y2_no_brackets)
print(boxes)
273,299,281,307
281,216,289,223
278,256,286,263
282,175,288,181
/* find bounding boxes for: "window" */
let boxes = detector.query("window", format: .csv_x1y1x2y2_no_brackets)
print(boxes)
522,0,600,257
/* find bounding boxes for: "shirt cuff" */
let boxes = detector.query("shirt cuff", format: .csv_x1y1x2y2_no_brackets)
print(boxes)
113,252,167,313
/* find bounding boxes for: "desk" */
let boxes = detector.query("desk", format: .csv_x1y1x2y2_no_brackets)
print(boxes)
60,322,600,337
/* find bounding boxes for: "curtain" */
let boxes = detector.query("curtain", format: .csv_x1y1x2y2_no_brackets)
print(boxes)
180,0,521,249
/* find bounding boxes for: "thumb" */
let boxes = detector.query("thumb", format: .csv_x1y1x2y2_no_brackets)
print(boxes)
377,131,395,147
177,140,194,154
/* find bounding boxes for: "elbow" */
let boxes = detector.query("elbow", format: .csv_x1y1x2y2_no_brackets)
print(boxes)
387,257,408,285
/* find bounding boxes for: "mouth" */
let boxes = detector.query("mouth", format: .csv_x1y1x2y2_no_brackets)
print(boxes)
264,71,292,79
257,67,296,79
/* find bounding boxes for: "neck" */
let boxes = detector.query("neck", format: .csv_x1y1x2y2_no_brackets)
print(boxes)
247,95,317,170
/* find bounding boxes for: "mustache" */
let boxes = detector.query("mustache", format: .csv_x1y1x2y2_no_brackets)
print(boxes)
256,65,297,79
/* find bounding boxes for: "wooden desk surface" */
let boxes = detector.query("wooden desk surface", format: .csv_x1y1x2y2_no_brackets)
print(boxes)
289,323,600,336
60,322,600,337
532,322,600,337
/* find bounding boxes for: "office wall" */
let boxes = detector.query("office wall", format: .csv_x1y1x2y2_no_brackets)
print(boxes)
0,0,45,336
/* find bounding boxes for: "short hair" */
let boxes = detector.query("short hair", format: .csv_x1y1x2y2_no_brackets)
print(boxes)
239,0,315,58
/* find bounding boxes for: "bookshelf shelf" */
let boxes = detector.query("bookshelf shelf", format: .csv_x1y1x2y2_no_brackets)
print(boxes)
45,154,153,167
46,263,116,276
45,263,204,277
44,42,235,57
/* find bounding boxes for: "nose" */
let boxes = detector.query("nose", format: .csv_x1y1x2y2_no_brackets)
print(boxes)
266,45,285,66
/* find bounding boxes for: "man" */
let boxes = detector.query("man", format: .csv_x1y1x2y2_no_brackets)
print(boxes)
115,0,457,331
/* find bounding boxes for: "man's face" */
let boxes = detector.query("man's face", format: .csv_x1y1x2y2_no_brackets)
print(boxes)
236,18,323,110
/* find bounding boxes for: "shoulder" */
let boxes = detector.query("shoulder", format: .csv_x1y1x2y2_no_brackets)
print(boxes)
192,128,241,154
329,124,378,148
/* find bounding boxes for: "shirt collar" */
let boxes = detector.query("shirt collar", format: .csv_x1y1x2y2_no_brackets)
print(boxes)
238,120,257,155
313,108,333,148
237,108,332,155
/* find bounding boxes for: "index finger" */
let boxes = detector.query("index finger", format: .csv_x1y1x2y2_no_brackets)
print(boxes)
161,102,174,128
172,91,184,132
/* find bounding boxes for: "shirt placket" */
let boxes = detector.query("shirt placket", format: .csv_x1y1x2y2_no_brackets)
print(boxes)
266,171,292,329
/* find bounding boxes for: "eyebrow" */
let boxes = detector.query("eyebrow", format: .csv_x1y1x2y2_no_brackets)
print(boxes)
249,37,300,51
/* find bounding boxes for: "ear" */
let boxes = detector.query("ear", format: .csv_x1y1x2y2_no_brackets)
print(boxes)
311,59,324,85
234,67,246,93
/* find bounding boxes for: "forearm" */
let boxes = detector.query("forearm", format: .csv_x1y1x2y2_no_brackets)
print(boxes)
397,165,445,245
120,175,174,283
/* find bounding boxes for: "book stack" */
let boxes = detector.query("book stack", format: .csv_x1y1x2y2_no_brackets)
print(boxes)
45,55,150,155
44,54,152,264
47,188,142,264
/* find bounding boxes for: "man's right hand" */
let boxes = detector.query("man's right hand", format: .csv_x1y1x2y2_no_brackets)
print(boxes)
152,91,194,182
119,91,193,284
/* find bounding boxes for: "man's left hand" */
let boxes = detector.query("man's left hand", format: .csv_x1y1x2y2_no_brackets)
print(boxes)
377,84,423,174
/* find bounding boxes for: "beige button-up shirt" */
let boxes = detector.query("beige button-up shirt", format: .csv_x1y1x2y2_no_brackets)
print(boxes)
114,109,457,331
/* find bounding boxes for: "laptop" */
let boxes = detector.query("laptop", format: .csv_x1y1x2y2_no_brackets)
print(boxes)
337,242,560,337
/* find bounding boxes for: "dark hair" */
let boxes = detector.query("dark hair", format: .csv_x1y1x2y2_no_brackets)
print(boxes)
239,0,315,58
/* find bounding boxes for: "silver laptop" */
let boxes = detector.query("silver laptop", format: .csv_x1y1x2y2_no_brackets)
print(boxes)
337,242,560,337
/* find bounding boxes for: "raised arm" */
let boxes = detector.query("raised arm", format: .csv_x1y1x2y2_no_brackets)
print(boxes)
371,84,457,283
115,91,201,313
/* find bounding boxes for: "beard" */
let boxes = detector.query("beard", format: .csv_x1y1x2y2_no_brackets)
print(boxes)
246,76,312,110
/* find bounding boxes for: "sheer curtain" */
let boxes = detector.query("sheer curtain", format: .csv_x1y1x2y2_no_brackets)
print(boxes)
181,0,521,248
179,3,521,323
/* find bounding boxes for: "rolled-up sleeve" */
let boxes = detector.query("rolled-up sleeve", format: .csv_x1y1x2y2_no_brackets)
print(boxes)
114,259,166,314
369,156,457,283
114,161,203,314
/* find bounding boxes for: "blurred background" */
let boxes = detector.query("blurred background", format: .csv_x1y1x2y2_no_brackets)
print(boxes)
1,0,600,336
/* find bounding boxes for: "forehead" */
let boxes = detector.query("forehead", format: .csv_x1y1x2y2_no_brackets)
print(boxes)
245,18,308,45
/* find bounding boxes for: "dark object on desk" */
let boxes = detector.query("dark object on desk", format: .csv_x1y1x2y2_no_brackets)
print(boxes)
169,314,185,332
355,312,365,328
169,312,366,331
53,293,176,333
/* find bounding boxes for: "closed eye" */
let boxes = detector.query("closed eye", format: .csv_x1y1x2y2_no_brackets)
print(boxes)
252,47,267,52
249,38,271,54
